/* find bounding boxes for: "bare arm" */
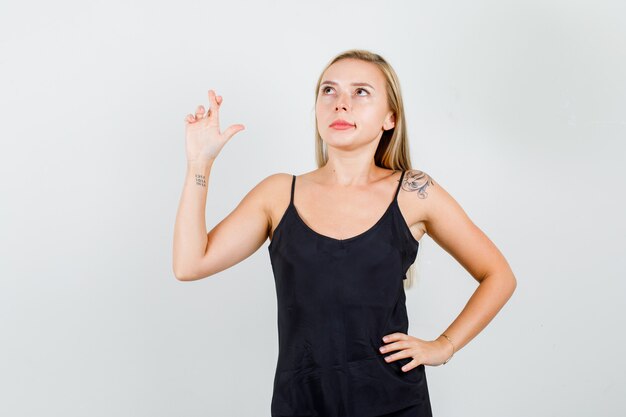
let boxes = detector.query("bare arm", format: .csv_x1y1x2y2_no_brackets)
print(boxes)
173,89,270,281
418,170,518,357
364,169,518,369
172,159,272,281
172,160,216,280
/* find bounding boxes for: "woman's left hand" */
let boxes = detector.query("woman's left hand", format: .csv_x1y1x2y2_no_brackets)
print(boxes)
379,333,454,370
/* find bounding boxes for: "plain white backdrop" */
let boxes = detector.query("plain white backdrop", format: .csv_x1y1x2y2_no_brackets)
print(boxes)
1,0,624,416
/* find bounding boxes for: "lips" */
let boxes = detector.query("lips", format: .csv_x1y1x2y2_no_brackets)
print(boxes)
330,119,355,128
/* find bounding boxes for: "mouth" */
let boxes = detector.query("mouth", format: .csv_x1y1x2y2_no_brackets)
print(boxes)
329,120,356,129
330,124,355,130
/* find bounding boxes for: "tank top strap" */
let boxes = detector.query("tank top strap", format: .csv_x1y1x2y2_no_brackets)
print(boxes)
290,174,296,205
394,169,406,200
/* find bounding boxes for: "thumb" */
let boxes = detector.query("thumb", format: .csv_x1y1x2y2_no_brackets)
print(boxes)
222,124,245,142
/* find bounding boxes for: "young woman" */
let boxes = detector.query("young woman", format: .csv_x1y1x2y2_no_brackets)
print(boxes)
173,49,517,417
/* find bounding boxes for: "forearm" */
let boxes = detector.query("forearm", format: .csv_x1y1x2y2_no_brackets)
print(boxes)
435,270,517,358
173,159,215,279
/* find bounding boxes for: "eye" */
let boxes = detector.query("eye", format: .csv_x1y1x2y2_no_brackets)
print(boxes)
321,86,370,96
321,85,370,97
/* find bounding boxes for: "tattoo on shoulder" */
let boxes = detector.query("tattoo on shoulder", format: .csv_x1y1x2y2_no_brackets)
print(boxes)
402,169,435,199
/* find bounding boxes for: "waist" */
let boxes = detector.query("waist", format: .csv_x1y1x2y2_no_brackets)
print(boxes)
271,356,429,417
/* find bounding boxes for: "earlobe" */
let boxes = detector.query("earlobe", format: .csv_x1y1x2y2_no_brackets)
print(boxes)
383,114,396,131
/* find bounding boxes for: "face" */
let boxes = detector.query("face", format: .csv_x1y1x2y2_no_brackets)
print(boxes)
315,58,395,151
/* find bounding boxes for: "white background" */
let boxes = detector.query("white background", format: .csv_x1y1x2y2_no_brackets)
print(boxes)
1,0,624,416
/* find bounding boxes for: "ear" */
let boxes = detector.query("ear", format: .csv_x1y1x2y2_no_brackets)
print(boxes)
382,112,396,131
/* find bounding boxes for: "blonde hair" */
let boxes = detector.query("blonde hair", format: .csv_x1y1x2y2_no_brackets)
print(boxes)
313,49,419,289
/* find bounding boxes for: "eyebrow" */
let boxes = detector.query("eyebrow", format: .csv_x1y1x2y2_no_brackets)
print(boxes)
320,80,376,90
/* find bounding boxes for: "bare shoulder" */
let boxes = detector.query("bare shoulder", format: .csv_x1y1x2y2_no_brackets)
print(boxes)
252,173,294,239
254,172,293,192
405,169,464,223
257,172,294,199
401,169,438,199
400,167,485,248
395,169,436,240
249,172,292,208
400,168,460,223
402,168,512,283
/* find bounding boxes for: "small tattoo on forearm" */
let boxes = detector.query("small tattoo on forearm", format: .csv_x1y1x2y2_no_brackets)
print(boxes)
402,169,434,199
195,174,206,187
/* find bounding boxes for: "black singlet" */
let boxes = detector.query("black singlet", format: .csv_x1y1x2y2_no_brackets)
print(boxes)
268,170,432,417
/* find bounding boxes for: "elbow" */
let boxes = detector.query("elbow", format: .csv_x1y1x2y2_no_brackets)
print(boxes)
173,268,191,281
173,253,215,281
510,274,518,295
173,263,196,281
482,269,517,295
173,265,212,282
505,269,518,291
172,254,198,281
498,271,518,299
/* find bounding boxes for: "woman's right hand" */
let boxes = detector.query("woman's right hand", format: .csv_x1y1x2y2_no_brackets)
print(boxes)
184,89,245,163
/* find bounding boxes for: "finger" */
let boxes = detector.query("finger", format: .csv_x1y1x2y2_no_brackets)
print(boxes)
382,333,405,343
185,114,196,123
400,358,420,372
221,124,245,142
379,340,407,353
195,105,206,118
208,90,221,107
207,90,220,118
384,348,412,363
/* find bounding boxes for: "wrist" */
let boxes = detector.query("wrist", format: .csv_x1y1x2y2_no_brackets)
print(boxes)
437,334,455,365
187,159,214,171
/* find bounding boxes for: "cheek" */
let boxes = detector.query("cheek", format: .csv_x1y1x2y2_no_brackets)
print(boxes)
316,97,331,108
315,103,331,121
355,105,383,122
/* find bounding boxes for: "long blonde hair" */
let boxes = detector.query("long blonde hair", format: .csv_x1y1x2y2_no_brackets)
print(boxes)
313,49,419,289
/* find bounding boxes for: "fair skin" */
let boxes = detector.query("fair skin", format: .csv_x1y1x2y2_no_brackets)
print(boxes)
173,58,516,370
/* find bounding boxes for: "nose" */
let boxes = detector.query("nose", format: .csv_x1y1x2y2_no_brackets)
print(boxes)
334,91,351,112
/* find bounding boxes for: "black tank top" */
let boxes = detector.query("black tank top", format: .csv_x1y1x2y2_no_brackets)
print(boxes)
268,170,431,417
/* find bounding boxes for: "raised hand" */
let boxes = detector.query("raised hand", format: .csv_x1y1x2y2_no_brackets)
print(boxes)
184,89,245,163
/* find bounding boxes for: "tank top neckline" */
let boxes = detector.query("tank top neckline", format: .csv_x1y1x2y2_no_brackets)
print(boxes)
275,170,406,245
